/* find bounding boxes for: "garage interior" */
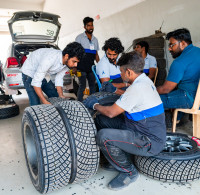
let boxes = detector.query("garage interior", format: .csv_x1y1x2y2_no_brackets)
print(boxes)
0,0,200,194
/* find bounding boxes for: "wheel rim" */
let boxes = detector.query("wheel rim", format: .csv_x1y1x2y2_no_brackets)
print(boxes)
163,135,193,153
24,122,39,180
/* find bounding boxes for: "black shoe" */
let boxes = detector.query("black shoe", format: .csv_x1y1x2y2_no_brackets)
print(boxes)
101,163,116,171
108,171,139,190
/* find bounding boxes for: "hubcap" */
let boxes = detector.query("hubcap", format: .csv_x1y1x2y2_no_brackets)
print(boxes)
163,135,193,153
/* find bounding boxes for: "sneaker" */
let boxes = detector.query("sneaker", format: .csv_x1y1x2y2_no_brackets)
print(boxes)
108,170,139,190
101,163,116,171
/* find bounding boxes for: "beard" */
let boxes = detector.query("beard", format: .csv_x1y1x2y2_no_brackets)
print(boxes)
170,47,183,59
108,58,116,64
86,29,93,34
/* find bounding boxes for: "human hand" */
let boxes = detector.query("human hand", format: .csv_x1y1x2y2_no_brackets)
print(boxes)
42,100,51,105
82,96,99,110
100,81,117,93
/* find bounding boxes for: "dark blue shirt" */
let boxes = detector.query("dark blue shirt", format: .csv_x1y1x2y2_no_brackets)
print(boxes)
167,44,200,100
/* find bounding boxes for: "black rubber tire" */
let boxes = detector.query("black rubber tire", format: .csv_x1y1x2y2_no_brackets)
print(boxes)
22,102,99,193
156,69,167,80
0,94,10,101
0,103,19,119
155,79,165,87
84,92,120,117
148,48,164,58
48,97,66,104
50,100,100,183
157,58,166,70
134,133,200,183
22,105,71,193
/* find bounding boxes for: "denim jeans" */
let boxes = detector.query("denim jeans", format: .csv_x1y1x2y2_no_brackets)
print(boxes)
160,88,194,120
22,73,58,106
77,71,96,101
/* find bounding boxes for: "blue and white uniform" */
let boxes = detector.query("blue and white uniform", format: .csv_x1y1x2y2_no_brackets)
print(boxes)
116,73,166,154
143,53,157,74
96,54,122,83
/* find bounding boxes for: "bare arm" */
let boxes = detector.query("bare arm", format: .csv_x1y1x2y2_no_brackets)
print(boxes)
148,68,156,79
56,86,65,98
94,103,124,118
33,86,51,104
157,80,178,94
95,52,100,63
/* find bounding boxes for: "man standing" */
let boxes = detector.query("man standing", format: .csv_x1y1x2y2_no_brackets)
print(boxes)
84,51,166,190
75,17,100,101
157,28,200,123
135,41,157,80
96,37,129,95
21,42,84,106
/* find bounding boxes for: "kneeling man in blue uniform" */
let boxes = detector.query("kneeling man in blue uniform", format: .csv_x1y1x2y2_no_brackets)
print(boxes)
83,51,166,190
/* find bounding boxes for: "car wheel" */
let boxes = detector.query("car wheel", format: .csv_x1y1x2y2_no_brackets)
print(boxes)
85,92,120,117
22,102,99,193
0,99,19,119
133,132,200,182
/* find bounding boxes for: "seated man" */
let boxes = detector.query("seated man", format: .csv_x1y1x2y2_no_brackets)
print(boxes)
96,37,129,94
84,51,166,190
134,41,157,80
157,28,200,123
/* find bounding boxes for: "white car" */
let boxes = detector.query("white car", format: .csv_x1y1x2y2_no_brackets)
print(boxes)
2,11,71,91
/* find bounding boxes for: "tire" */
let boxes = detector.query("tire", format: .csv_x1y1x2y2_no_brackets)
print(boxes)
22,105,72,193
133,37,165,48
48,97,66,104
148,48,164,58
0,101,19,119
0,94,10,101
157,59,166,70
50,100,100,183
85,92,120,117
134,133,200,183
22,102,99,193
156,69,167,80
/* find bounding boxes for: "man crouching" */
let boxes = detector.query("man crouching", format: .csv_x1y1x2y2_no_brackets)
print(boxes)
83,51,166,190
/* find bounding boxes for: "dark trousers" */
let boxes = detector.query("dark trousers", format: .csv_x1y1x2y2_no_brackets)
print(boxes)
95,114,152,174
22,73,58,106
77,71,96,101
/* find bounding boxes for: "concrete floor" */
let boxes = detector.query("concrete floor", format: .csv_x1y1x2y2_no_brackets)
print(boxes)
0,90,200,195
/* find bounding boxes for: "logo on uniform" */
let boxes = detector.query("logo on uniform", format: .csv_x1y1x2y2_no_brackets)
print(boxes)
102,71,105,75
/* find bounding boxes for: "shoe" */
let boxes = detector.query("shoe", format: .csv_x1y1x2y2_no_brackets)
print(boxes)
108,170,139,190
101,163,116,171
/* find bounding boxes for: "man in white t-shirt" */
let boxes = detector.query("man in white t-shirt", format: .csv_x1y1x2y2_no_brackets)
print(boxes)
83,51,166,190
22,42,84,106
96,38,129,95
135,41,157,80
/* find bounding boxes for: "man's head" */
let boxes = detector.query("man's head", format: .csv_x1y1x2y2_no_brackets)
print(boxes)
62,42,85,68
134,41,149,55
166,28,192,58
83,17,94,34
117,51,144,83
102,37,124,64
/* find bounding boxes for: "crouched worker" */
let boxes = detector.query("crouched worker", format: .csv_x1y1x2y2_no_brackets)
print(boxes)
83,51,166,190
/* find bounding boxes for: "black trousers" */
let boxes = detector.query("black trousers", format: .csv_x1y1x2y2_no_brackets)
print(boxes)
95,114,152,174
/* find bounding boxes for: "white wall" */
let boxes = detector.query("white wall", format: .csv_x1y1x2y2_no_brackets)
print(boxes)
54,0,200,64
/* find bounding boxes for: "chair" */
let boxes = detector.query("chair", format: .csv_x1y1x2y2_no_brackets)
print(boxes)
92,65,102,91
154,67,158,85
172,80,200,138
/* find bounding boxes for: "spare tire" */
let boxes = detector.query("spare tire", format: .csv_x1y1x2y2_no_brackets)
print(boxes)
0,100,19,119
84,92,120,117
134,133,200,183
22,102,99,193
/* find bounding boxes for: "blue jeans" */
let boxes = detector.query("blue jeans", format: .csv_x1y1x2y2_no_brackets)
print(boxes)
160,89,194,120
77,71,96,101
22,73,58,106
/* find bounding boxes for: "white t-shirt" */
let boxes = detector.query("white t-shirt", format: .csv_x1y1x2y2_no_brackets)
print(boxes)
144,53,157,74
21,48,69,87
96,54,121,80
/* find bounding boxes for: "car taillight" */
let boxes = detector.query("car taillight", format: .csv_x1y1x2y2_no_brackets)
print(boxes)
6,57,19,68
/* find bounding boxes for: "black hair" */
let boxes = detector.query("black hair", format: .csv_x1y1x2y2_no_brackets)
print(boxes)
83,17,94,26
117,51,144,74
136,41,149,54
166,28,192,45
62,42,85,60
102,37,124,54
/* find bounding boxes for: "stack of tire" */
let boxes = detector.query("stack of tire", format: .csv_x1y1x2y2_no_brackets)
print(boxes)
133,36,167,87
22,99,100,193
